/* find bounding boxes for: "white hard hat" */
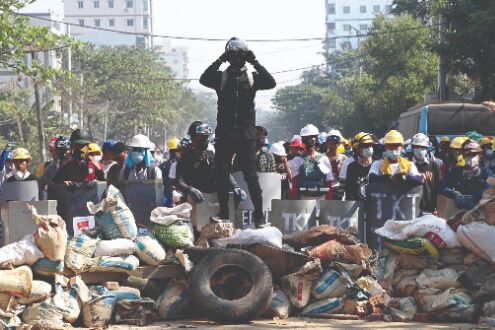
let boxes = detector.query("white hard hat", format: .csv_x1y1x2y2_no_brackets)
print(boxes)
411,133,430,147
300,124,319,137
269,143,287,157
149,142,156,151
327,129,343,140
128,134,152,149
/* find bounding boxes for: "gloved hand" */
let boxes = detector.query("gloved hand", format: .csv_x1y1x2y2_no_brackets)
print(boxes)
391,173,406,183
172,190,183,203
233,187,248,201
219,51,232,62
454,194,475,210
188,187,205,203
243,50,256,64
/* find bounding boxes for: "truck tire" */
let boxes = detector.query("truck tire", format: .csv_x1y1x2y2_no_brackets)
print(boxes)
190,249,272,323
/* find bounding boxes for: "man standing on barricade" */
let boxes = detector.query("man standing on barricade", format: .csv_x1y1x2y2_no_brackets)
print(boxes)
200,37,276,228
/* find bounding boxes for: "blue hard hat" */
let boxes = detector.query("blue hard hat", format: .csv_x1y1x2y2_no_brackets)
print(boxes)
318,132,328,144
102,140,115,153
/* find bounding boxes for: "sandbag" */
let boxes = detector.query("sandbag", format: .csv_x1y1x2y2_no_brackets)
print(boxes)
82,294,116,328
312,268,352,300
150,203,192,225
63,287,82,324
87,185,138,240
91,255,139,274
392,269,419,297
135,234,166,266
415,288,471,313
375,215,460,248
356,276,385,297
199,221,235,240
213,226,283,249
29,204,68,262
396,253,431,269
65,235,98,274
32,258,64,276
0,266,32,297
308,240,371,264
440,248,465,266
263,290,290,319
22,286,68,328
152,221,194,248
383,237,439,259
374,250,398,292
388,296,417,321
301,297,344,316
155,280,190,319
283,225,358,249
18,280,51,305
416,268,461,290
94,238,135,257
110,286,141,301
281,274,312,309
0,234,44,267
69,276,91,304
457,222,495,264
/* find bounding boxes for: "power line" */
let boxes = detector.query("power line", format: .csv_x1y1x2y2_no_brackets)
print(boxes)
18,13,440,43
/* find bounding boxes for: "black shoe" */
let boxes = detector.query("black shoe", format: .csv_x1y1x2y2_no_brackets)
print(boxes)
254,213,270,228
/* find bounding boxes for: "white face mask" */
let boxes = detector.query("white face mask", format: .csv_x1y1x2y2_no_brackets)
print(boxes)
14,169,30,181
94,156,102,162
465,155,480,168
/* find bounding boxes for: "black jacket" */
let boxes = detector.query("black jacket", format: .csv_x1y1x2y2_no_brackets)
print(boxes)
199,60,276,138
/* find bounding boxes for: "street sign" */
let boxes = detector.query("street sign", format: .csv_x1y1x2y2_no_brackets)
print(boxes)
319,200,365,242
271,199,317,235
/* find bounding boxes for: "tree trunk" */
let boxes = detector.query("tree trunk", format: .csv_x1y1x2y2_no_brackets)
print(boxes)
32,51,46,163
16,116,24,143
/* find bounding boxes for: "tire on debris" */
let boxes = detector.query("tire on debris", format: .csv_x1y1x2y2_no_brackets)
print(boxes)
190,248,273,323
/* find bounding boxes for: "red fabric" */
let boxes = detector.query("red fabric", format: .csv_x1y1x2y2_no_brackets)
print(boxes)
290,176,299,199
325,181,333,200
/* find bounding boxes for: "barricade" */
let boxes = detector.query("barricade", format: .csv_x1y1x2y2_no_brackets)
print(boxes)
120,180,164,227
319,200,365,242
271,199,317,235
187,193,234,230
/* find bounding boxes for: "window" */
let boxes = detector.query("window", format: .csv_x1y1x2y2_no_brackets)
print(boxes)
385,5,392,13
77,1,83,8
373,5,380,13
327,22,335,31
143,0,148,11
109,19,115,26
328,39,336,49
93,1,99,8
327,3,335,15
94,19,100,26
343,6,350,14
360,5,366,13
341,41,352,49
78,19,84,26
126,0,133,8
143,16,149,29
360,24,368,31
108,0,113,8
126,19,134,26
343,24,351,32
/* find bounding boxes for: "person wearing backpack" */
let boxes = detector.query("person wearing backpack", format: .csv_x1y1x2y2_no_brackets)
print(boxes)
199,37,276,228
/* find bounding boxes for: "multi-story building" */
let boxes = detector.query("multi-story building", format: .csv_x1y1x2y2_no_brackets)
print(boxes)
324,0,393,54
156,41,189,80
64,0,153,47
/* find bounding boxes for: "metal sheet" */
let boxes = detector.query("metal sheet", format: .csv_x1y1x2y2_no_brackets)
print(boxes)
121,180,164,227
188,192,235,230
319,200,365,242
270,199,317,235
365,182,423,250
1,181,39,202
0,200,57,245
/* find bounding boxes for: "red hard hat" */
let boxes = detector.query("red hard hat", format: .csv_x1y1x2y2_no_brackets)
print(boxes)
290,138,305,149
49,137,58,151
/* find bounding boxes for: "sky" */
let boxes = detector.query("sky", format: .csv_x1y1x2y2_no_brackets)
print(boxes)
21,0,326,110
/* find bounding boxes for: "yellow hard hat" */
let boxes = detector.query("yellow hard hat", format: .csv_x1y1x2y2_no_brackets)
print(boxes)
337,144,346,155
81,143,102,158
353,132,374,147
276,140,285,145
440,136,451,143
450,136,468,150
383,130,404,145
167,137,180,150
480,137,492,147
12,148,32,161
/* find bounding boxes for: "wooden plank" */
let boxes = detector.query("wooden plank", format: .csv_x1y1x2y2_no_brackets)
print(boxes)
81,271,128,284
130,265,186,279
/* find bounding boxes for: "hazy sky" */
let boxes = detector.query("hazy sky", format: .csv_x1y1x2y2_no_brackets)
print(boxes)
21,0,326,109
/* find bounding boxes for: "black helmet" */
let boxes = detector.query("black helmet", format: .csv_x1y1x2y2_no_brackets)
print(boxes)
195,124,212,136
225,37,248,52
70,129,91,144
187,121,203,137
56,136,71,151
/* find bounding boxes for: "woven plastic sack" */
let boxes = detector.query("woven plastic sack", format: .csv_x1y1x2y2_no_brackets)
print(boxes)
312,268,352,300
301,297,343,316
32,258,64,276
82,294,116,328
155,280,190,319
63,287,82,324
457,222,495,264
135,234,166,266
309,240,372,263
87,185,137,240
151,221,194,248
22,285,68,328
91,255,139,274
94,238,135,257
384,237,439,259
416,268,461,290
18,280,52,305
0,234,44,266
29,204,68,262
199,221,235,240
0,266,32,297
65,235,98,274
150,203,192,226
281,273,312,309
263,290,290,319
213,226,283,249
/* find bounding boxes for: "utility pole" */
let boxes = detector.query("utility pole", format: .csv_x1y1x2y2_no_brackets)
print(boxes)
31,51,47,163
438,14,447,101
79,73,84,129
67,24,73,127
103,104,109,141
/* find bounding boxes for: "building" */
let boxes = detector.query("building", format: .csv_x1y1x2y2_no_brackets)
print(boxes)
324,0,393,54
156,40,189,80
64,0,153,47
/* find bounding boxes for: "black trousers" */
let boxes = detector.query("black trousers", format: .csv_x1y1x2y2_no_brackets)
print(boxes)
215,136,263,221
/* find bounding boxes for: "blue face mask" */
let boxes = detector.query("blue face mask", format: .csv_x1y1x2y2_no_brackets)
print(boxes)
384,150,401,161
361,147,373,159
414,149,427,160
131,151,144,164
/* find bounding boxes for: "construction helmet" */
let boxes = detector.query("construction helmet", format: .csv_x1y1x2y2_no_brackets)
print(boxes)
462,139,482,153
480,137,492,147
178,137,191,149
327,129,343,143
337,144,346,154
167,138,180,150
128,134,152,149
225,37,249,52
383,130,405,145
451,136,468,150
81,143,102,158
12,148,32,161
69,129,91,144
195,124,212,136
318,132,328,145
102,140,115,154
289,138,305,149
411,133,430,148
440,136,451,143
300,124,319,137
353,132,375,147
269,143,287,157
291,135,301,143
467,131,483,142
56,136,71,151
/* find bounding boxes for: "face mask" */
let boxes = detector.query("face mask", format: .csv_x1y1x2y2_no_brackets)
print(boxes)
303,138,316,150
414,149,427,160
384,150,401,161
94,156,102,162
131,151,145,164
198,139,209,151
465,155,480,168
14,170,30,181
485,149,494,158
361,147,373,159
